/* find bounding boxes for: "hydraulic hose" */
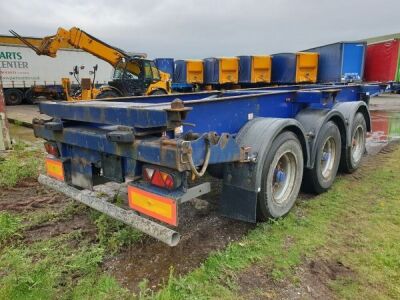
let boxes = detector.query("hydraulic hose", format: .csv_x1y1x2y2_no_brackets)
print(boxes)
187,140,211,178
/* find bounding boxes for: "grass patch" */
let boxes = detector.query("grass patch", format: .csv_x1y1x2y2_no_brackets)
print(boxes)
0,232,129,299
152,147,400,299
91,212,142,254
326,167,400,299
0,142,43,187
0,212,22,245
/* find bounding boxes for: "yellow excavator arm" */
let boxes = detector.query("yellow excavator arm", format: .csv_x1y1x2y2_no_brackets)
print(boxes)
31,27,141,74
10,27,171,98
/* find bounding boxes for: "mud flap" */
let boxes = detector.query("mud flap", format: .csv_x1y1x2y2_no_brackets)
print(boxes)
220,183,257,222
219,117,309,223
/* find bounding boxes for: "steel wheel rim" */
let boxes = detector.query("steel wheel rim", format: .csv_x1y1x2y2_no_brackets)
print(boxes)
320,137,336,180
352,125,364,163
272,151,297,204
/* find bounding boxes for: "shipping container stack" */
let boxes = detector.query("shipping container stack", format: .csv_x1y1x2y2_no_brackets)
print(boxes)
161,35,398,94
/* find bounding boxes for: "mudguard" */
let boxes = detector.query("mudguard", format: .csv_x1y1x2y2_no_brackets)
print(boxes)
220,117,309,223
295,108,347,169
333,101,371,147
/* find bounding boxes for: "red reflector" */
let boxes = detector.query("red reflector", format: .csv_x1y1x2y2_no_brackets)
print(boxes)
163,174,174,189
44,142,59,157
151,170,166,188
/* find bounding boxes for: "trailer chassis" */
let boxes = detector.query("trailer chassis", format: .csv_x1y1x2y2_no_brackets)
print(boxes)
34,83,385,245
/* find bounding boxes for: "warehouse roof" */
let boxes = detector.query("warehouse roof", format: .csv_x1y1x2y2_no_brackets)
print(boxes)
362,33,400,44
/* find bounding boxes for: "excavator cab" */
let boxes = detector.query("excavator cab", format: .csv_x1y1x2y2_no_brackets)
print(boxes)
108,58,163,96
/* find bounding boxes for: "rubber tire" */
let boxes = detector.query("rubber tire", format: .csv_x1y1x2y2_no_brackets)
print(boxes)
24,88,35,104
303,121,341,194
257,131,304,221
4,89,23,105
95,90,120,99
340,112,367,173
150,89,167,95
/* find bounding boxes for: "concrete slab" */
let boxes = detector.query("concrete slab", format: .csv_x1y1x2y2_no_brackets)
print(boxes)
369,93,400,111
5,105,51,127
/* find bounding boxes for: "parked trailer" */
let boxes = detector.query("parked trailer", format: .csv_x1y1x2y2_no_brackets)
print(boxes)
33,83,384,246
0,38,113,105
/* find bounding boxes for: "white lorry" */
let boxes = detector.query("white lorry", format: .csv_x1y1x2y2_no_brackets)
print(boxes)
0,35,113,105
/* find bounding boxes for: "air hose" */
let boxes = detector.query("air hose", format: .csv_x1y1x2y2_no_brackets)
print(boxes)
187,140,211,178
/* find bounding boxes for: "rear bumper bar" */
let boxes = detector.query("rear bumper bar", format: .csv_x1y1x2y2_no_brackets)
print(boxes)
38,174,180,246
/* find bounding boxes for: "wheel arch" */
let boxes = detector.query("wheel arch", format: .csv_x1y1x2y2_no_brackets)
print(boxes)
296,108,346,169
334,101,371,147
356,105,371,132
98,85,123,96
149,88,168,95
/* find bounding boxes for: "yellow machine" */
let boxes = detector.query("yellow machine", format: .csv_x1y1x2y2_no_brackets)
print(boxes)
10,28,171,100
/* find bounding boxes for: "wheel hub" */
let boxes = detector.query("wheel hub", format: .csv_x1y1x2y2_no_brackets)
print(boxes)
320,137,336,180
351,125,364,163
275,169,286,183
272,152,297,204
321,151,331,162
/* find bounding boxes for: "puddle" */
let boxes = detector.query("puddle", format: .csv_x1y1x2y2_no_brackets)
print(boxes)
367,111,400,155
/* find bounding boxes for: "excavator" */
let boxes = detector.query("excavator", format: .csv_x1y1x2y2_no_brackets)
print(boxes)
10,27,171,100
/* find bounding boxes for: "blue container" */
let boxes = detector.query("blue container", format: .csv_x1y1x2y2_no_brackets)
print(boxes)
154,58,174,78
174,60,187,83
303,42,366,83
271,53,297,83
203,57,239,85
238,56,252,83
204,57,219,84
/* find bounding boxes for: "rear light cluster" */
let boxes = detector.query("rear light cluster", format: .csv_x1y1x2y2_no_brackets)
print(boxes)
142,166,180,190
44,142,59,157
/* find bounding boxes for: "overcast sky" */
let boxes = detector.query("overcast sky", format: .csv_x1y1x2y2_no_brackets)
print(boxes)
2,0,399,59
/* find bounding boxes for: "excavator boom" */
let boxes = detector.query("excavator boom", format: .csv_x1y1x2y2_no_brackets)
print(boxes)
10,27,144,74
